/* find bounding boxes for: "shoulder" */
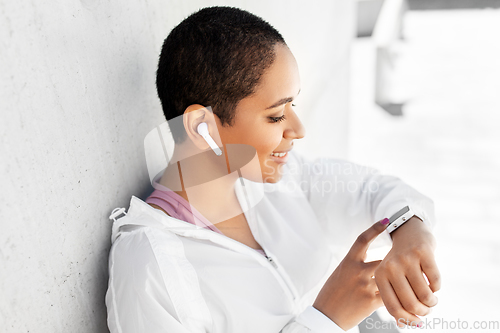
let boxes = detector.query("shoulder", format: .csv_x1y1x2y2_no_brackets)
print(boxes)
109,214,186,279
109,226,160,279
106,222,183,328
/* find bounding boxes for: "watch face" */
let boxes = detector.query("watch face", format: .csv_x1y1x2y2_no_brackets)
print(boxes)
389,206,410,224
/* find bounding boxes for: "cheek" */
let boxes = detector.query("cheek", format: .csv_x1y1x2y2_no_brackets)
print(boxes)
220,121,282,159
253,127,283,155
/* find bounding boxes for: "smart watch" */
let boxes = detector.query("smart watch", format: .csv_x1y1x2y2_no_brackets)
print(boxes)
386,206,415,233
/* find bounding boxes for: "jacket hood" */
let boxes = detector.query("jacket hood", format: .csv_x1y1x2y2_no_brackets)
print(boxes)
109,196,175,243
109,175,268,244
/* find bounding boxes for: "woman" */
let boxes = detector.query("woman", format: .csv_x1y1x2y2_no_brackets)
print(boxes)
106,6,440,332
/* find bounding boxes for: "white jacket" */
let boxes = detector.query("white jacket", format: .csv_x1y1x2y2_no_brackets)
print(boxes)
105,151,436,333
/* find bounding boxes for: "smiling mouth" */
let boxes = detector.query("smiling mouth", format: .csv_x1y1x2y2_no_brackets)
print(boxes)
269,150,290,164
270,152,288,157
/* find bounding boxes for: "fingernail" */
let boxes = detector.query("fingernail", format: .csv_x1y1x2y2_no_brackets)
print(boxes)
380,218,390,225
417,322,423,328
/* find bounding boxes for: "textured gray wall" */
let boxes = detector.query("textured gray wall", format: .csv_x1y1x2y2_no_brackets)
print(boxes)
0,1,169,331
0,1,353,332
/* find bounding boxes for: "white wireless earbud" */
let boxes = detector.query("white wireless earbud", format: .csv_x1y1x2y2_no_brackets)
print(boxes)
197,122,222,156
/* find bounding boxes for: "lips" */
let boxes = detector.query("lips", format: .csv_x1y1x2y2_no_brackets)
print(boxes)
269,148,292,163
270,147,293,155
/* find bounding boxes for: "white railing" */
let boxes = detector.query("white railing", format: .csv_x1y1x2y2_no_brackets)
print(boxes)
372,0,408,114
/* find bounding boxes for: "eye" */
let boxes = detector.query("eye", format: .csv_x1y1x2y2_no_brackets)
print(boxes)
292,104,296,107
269,115,286,123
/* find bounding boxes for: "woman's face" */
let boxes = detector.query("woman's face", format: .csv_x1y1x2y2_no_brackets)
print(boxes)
216,43,306,183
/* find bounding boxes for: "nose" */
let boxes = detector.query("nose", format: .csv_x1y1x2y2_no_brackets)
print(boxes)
283,106,306,140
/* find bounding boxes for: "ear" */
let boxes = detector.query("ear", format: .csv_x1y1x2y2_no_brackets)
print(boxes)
182,104,222,151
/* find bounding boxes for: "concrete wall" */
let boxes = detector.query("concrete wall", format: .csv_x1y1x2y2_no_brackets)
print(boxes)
0,1,354,332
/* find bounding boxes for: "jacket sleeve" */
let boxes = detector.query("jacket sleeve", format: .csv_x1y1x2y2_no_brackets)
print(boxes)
285,150,437,252
281,306,359,333
105,229,199,333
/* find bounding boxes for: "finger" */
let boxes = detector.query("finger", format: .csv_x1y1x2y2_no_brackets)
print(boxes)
421,256,442,293
376,277,422,328
368,273,381,295
406,266,438,307
366,278,384,306
348,218,390,260
364,260,382,276
390,274,431,316
372,290,384,309
365,263,382,297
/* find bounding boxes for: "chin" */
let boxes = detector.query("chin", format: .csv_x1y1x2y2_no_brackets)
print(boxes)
262,173,284,184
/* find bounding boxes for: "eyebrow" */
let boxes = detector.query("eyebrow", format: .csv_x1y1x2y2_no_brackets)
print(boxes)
265,89,301,110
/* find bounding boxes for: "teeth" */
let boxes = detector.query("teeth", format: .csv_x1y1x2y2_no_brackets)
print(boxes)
270,152,287,157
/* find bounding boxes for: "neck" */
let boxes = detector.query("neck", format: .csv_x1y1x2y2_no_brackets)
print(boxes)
159,147,245,226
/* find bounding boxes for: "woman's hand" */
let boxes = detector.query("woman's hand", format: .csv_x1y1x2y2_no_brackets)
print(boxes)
313,218,390,331
374,217,441,328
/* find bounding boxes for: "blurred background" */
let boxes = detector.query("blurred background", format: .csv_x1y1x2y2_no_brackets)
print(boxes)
1,0,499,332
352,0,500,332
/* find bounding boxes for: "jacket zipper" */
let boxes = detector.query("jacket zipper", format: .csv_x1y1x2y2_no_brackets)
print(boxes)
233,192,298,302
257,246,298,304
135,198,299,304
266,255,278,269
169,225,298,303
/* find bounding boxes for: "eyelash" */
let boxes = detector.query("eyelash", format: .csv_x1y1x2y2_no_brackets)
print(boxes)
269,104,296,123
269,115,286,123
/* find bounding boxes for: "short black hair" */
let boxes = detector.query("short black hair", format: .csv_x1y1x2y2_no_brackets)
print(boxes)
156,6,286,143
